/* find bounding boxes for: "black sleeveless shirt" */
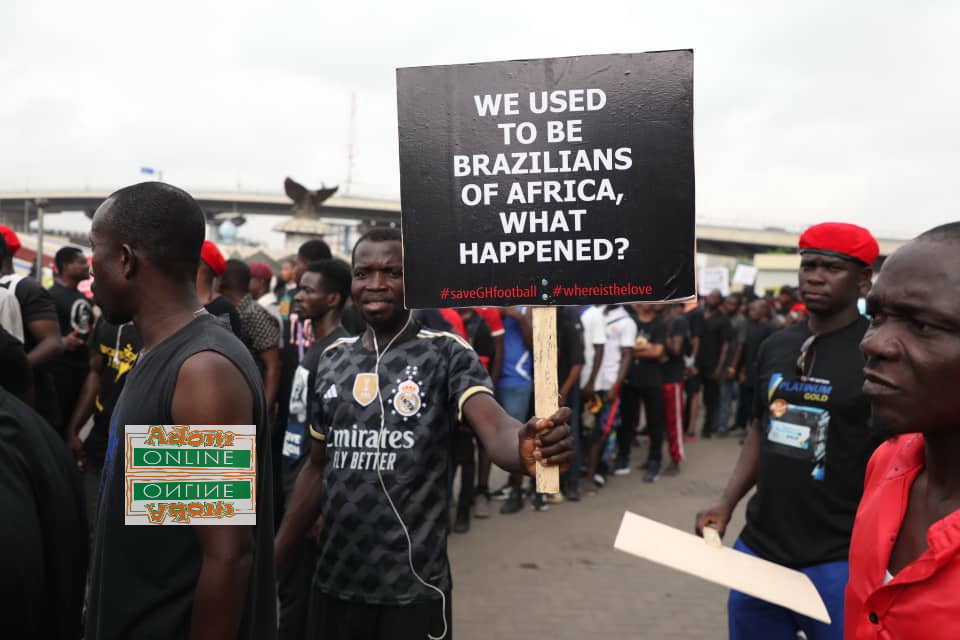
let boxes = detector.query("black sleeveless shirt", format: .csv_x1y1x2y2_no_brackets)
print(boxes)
85,314,276,639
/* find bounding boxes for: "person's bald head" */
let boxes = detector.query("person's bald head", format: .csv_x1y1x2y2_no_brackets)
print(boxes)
89,182,206,323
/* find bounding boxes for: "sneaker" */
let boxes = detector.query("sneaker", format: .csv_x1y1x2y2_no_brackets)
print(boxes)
562,479,582,502
490,483,512,501
453,507,470,533
545,492,564,505
613,460,631,476
500,489,524,515
592,473,606,488
532,493,550,512
684,434,698,442
662,460,680,476
643,460,661,483
473,491,491,519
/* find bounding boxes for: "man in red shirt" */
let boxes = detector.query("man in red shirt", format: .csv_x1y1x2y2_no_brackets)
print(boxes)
846,221,960,639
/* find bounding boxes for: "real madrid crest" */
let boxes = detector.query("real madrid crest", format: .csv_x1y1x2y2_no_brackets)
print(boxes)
393,379,422,417
353,373,379,407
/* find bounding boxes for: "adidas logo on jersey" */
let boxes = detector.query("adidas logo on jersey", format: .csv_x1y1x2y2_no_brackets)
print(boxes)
323,385,338,400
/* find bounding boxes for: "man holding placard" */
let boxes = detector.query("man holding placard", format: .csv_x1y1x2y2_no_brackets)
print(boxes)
276,229,574,639
696,222,882,640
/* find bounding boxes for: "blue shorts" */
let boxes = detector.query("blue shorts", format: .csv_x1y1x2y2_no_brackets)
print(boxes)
728,538,847,640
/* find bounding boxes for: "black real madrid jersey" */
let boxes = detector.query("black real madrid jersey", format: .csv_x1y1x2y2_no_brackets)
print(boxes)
309,319,493,605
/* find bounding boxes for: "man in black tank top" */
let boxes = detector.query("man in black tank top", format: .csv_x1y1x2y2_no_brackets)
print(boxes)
85,182,276,640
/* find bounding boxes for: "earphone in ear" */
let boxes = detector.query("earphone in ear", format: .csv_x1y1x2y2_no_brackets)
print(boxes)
372,314,448,640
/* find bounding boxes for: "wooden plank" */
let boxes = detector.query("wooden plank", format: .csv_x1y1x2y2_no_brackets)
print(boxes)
614,512,831,623
532,306,560,494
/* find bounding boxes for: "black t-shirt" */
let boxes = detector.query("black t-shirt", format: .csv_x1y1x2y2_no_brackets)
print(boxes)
280,325,350,495
48,283,93,368
310,320,493,605
740,316,881,567
86,319,142,466
86,314,276,639
0,387,87,640
661,314,690,384
685,307,705,354
204,295,243,337
461,311,495,371
557,307,585,391
697,310,733,370
1,275,60,426
741,320,776,386
0,325,31,397
626,315,665,388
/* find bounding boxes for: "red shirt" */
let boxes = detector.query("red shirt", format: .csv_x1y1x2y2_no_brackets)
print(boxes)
473,307,504,337
845,434,960,639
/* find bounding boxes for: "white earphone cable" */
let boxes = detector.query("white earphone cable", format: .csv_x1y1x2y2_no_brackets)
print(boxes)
372,314,448,640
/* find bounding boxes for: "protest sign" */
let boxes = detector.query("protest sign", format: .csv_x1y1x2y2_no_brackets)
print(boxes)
397,50,696,308
698,266,730,296
733,264,758,286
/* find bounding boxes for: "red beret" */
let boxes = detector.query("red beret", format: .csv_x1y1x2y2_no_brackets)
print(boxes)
200,240,226,276
248,261,273,281
0,225,21,256
798,222,879,265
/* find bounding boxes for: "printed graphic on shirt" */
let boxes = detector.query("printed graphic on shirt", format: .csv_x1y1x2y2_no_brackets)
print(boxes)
282,365,311,459
768,373,832,480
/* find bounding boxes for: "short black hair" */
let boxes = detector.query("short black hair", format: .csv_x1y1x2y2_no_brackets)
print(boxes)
297,239,332,262
351,227,401,265
918,221,960,243
55,246,85,273
304,259,352,311
221,259,251,293
100,182,206,283
0,235,8,262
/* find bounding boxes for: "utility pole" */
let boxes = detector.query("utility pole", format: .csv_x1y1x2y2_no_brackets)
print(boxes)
35,198,47,279
346,92,357,195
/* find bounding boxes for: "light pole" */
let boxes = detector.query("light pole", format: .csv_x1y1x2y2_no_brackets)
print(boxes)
35,198,47,279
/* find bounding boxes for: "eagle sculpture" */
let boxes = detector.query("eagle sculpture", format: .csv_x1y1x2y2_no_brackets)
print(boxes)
284,177,339,218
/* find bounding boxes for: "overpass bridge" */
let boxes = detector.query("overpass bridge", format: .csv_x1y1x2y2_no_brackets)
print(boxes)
0,190,907,259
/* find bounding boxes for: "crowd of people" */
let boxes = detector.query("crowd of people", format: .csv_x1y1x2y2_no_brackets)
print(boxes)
1,185,959,640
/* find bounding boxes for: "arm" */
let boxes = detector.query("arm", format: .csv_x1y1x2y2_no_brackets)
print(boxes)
501,307,533,348
171,351,256,640
25,319,64,368
633,342,664,359
558,364,582,407
604,346,632,403
462,392,572,475
728,341,745,380
66,347,103,469
275,441,326,570
695,423,760,537
581,344,604,398
490,334,504,386
713,340,729,380
258,347,281,414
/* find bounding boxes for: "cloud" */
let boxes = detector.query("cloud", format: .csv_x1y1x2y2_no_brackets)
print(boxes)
2,0,959,237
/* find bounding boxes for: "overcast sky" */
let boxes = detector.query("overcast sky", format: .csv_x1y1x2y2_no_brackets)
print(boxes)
2,0,958,239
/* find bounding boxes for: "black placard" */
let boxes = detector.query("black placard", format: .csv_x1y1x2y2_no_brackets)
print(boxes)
397,50,695,308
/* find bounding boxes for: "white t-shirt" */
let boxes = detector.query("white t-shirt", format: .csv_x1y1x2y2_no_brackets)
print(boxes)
580,305,607,388
595,306,637,391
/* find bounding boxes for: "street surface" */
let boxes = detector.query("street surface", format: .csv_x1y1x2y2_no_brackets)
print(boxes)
449,436,748,639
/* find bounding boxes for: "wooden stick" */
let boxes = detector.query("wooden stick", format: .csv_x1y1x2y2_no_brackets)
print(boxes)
532,306,560,494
